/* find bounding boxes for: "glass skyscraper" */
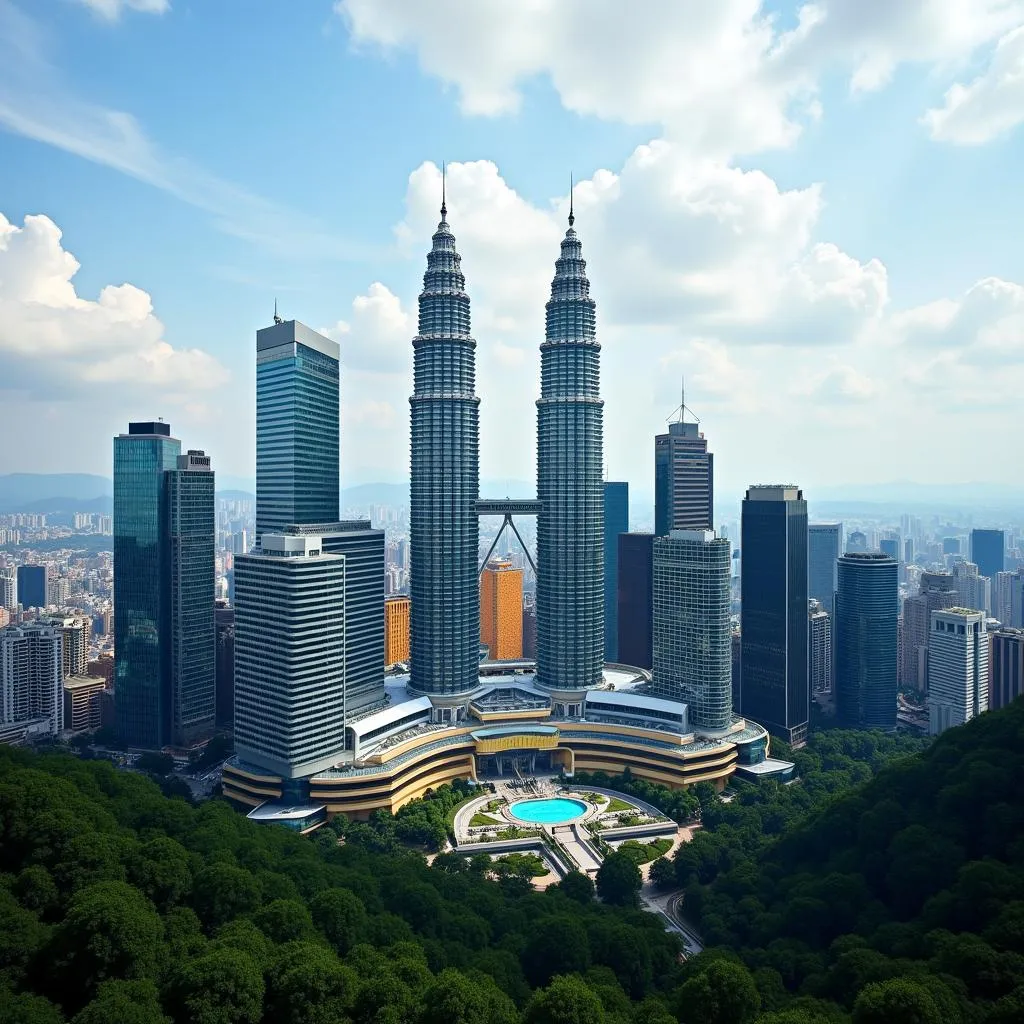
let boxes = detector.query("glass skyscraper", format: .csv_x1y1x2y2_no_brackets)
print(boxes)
603,481,629,662
617,533,654,671
835,551,898,730
808,523,841,620
114,421,181,748
970,528,1005,581
740,485,809,745
15,565,46,610
536,208,604,690
166,450,216,746
255,319,340,544
653,530,732,730
409,195,480,696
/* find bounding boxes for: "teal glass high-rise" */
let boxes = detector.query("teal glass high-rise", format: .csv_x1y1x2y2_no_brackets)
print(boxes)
256,319,340,544
167,450,217,745
114,421,181,748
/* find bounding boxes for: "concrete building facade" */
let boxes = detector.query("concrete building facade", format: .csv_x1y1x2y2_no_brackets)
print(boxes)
0,622,64,734
480,559,523,660
655,419,713,536
902,571,957,691
928,608,989,735
652,530,731,730
233,533,347,778
385,596,411,666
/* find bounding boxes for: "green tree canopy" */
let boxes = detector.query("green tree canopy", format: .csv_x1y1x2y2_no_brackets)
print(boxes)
596,852,642,908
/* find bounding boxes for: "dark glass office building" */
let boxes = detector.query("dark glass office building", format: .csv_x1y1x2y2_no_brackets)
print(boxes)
740,486,809,745
255,319,340,544
536,209,604,690
835,551,898,729
971,529,1005,581
990,629,1024,711
409,197,480,695
879,537,900,562
285,520,385,713
603,481,629,662
166,450,216,746
617,533,654,670
114,421,181,748
808,523,841,619
655,419,713,535
15,565,46,609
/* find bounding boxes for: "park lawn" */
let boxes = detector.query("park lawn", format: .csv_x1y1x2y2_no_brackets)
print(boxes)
605,797,634,814
469,812,504,826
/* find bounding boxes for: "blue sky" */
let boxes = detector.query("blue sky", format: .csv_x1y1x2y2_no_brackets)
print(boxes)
1,0,1023,503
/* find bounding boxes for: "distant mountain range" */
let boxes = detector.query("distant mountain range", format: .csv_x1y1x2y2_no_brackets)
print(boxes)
3,473,1021,516
0,474,113,514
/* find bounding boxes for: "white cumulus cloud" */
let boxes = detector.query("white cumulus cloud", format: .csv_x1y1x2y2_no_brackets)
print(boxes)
0,211,228,394
338,0,1024,155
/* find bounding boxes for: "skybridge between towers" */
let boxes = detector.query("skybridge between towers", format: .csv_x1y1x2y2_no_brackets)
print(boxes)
475,498,542,574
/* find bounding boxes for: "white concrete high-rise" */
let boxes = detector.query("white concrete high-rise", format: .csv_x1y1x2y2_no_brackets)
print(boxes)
928,608,988,735
0,622,64,734
809,600,832,696
994,571,1023,627
0,568,16,611
233,533,346,778
952,560,991,615
901,571,957,690
652,530,731,730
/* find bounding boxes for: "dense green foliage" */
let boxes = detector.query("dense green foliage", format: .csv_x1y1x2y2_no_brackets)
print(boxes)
0,748,691,1023
2,709,1018,1023
682,705,1024,1022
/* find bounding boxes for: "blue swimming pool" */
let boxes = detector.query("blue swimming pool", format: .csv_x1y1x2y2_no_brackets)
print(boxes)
509,797,588,824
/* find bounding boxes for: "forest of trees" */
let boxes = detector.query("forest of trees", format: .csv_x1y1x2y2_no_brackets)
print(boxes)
680,702,1024,1023
0,705,1019,1023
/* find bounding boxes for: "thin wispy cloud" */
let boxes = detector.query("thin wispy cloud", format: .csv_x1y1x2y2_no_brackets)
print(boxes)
0,0,375,261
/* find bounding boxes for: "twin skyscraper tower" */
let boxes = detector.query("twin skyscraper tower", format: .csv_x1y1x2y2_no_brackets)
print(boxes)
410,189,604,698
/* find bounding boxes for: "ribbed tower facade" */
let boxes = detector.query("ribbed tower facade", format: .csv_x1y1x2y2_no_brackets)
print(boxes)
409,197,480,696
536,211,604,690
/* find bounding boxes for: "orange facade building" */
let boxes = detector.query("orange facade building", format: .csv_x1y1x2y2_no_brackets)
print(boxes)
385,596,410,666
480,559,523,660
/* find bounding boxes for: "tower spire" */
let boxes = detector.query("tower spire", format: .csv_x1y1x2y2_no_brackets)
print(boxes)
441,161,447,220
680,375,685,423
568,173,574,227
273,298,282,325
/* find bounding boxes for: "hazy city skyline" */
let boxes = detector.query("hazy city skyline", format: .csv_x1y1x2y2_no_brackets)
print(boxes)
2,2,1024,497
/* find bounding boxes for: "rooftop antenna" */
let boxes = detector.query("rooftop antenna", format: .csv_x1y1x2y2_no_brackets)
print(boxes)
568,172,574,228
441,161,447,220
273,298,283,325
667,374,700,425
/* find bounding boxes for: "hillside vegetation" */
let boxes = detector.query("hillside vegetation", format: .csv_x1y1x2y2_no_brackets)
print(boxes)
683,700,1024,1023
0,705,1017,1023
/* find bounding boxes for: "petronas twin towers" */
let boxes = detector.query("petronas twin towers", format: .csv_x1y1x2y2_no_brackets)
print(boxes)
409,187,604,697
